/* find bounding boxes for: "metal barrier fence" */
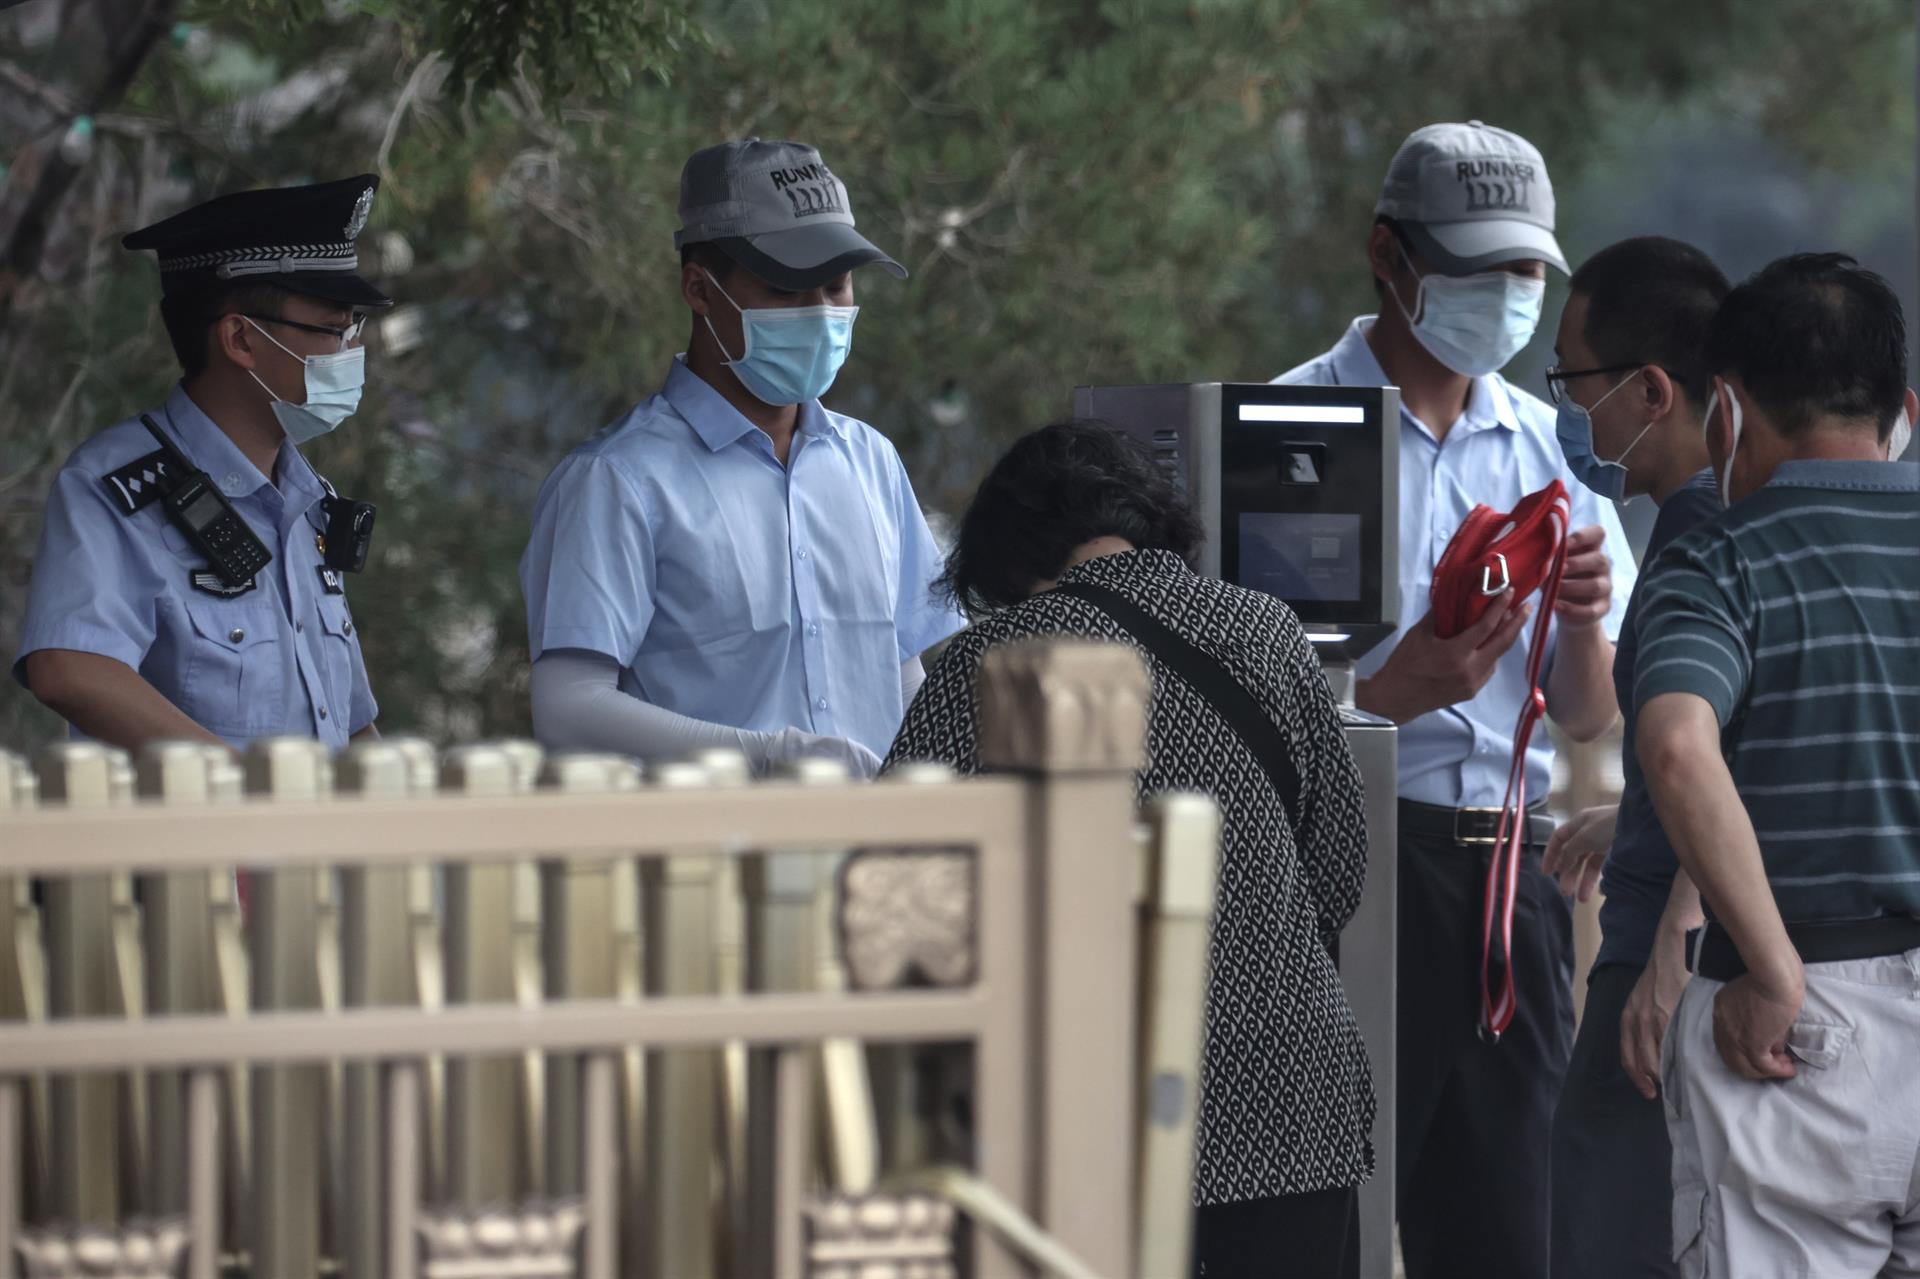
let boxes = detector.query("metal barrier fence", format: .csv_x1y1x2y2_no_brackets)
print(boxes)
0,640,1221,1279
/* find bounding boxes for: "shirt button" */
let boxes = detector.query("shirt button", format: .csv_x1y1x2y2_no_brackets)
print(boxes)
797,548,809,560
228,628,245,643
807,622,820,637
318,706,329,720
344,621,353,637
815,697,828,711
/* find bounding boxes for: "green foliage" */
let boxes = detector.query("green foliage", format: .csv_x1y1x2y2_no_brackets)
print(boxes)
0,0,1912,751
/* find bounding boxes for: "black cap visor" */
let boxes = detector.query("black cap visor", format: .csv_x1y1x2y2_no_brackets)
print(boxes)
706,222,907,291
277,270,394,309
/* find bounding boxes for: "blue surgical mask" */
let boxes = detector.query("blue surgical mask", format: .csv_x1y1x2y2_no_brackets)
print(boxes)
1556,370,1652,502
1702,381,1744,508
702,270,859,406
1389,243,1546,377
244,317,365,445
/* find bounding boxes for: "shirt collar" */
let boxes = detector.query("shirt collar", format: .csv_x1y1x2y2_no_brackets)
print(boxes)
661,356,848,453
1057,547,1191,586
1328,316,1519,435
1767,458,1919,492
161,383,321,504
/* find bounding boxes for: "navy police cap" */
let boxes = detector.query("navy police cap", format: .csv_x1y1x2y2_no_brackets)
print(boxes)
122,174,393,308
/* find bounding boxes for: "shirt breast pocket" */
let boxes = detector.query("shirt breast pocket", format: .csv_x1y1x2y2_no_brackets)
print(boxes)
316,598,358,715
182,596,285,736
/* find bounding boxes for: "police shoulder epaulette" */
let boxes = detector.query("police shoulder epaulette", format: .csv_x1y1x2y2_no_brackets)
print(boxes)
101,448,178,516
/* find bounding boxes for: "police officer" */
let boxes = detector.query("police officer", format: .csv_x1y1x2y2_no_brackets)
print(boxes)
520,139,964,777
13,176,390,754
1273,123,1636,1278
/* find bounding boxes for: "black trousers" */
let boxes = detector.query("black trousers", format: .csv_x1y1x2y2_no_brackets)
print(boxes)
1193,1186,1359,1279
1549,961,1678,1278
1395,823,1574,1279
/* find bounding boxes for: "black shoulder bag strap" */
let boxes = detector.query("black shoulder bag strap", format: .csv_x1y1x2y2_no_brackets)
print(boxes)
1053,580,1304,838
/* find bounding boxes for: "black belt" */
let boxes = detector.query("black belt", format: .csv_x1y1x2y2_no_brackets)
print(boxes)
1689,915,1920,983
1398,799,1555,849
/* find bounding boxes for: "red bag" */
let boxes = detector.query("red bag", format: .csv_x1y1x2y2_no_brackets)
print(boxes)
1429,479,1572,1041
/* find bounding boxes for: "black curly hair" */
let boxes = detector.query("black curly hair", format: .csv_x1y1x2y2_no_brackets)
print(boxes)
938,419,1206,617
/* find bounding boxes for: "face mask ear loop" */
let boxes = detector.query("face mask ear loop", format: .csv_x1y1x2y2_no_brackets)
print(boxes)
1387,238,1427,327
700,268,749,365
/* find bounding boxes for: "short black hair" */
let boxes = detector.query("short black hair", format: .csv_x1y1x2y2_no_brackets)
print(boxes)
1570,237,1729,407
160,280,303,377
1704,252,1908,440
679,240,739,283
938,420,1206,617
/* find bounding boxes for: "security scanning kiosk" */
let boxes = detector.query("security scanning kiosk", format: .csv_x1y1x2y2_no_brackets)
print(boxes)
1074,382,1400,1279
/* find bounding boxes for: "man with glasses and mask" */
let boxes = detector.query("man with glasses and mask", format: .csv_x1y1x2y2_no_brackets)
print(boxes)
519,140,963,777
1273,121,1636,1278
1534,236,1729,1279
15,175,390,754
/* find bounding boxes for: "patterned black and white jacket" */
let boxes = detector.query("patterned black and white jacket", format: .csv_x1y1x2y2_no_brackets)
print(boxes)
884,548,1375,1205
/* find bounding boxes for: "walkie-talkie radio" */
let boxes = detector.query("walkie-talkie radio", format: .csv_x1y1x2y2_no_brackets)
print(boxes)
140,415,273,588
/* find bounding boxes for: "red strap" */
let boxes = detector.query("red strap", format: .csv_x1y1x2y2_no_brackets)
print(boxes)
1477,499,1570,1042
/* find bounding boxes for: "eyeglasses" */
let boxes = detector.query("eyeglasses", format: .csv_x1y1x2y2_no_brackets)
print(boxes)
1543,362,1655,406
242,312,368,349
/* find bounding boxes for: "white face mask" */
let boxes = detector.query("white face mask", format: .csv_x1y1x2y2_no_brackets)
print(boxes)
243,317,365,446
1702,379,1745,508
1888,408,1913,461
1388,242,1546,377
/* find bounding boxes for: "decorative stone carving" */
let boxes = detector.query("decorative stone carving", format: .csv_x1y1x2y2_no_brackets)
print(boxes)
418,1202,586,1278
803,1192,958,1279
977,640,1149,776
838,850,975,990
15,1222,190,1279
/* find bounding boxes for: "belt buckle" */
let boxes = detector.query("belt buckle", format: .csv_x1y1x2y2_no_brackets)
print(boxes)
1454,805,1503,846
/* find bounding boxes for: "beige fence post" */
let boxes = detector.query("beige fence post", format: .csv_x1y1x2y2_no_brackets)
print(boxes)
199,746,250,1250
384,735,446,1202
246,737,331,1279
1134,792,1220,1279
642,760,721,1279
137,742,219,1220
539,752,631,1201
0,751,47,1226
978,640,1149,1279
37,742,125,1224
493,738,549,1199
335,741,417,1278
699,746,753,1268
440,744,525,1207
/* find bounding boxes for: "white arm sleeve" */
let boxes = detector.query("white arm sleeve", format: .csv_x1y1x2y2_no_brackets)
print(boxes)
528,650,884,780
530,649,769,766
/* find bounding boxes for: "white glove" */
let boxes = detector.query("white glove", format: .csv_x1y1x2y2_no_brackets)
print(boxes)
762,727,883,780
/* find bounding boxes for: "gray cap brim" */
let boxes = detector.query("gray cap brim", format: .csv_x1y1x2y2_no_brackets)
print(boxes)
1405,218,1568,276
713,221,907,291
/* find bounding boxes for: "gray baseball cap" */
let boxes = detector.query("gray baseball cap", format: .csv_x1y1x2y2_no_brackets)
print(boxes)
674,138,907,290
1375,121,1568,276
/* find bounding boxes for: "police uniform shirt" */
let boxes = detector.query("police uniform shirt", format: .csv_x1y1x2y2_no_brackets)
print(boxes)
1275,316,1637,808
520,357,966,760
13,383,378,750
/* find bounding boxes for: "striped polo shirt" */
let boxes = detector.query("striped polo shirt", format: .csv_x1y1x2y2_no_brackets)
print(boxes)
1632,458,1920,924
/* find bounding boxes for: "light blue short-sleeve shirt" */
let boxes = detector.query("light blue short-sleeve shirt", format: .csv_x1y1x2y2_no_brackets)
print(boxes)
519,358,966,760
13,384,378,751
1275,317,1637,807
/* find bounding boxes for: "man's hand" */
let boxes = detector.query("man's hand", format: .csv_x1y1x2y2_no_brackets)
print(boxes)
1358,596,1533,726
764,727,883,780
1555,525,1614,630
1621,921,1695,1099
1711,962,1805,1081
1543,804,1616,902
